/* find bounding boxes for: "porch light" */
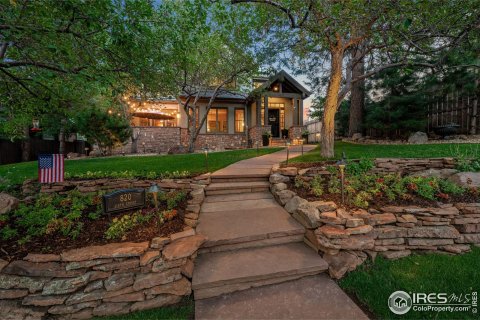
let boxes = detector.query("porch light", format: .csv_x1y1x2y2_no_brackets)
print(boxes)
336,153,347,204
148,183,161,209
30,119,41,133
273,85,279,92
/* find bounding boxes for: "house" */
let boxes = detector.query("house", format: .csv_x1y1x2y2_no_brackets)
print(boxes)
116,70,311,154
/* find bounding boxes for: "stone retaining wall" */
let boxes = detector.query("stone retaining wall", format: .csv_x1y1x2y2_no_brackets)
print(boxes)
0,232,206,320
269,166,480,279
371,158,456,175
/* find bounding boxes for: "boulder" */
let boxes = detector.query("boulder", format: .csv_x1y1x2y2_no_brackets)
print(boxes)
310,201,338,212
448,172,480,188
408,131,428,144
162,235,206,261
271,183,287,193
274,190,296,206
0,193,19,214
278,167,298,176
293,203,321,228
269,174,290,184
351,133,363,141
284,196,307,214
323,251,366,279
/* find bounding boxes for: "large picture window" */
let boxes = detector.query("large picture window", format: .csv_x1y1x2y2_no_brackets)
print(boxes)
235,109,245,133
207,108,228,133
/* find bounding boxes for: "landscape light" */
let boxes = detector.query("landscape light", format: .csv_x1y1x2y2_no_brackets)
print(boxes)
286,142,291,164
148,183,160,209
336,152,347,204
204,147,209,172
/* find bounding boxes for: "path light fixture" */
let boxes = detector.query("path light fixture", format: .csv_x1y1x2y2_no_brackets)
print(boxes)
142,141,146,153
286,142,291,165
148,183,160,209
336,152,347,204
203,147,209,172
300,139,304,155
84,147,89,156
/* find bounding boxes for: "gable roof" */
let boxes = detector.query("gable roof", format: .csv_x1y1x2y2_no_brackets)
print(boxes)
255,70,311,98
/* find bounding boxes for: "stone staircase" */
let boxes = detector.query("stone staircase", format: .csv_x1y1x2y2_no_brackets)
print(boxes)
270,138,288,147
193,173,328,300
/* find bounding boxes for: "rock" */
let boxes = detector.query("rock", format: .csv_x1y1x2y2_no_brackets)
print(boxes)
317,225,350,239
42,274,91,295
323,251,366,279
152,258,186,273
455,224,480,233
65,259,113,271
381,250,411,259
0,299,46,319
348,225,373,235
397,214,417,223
0,289,29,299
350,209,371,218
271,182,287,193
2,260,83,278
0,274,48,293
140,250,160,266
336,208,353,219
92,259,139,272
452,217,480,224
442,244,471,254
170,229,195,242
48,301,99,315
448,172,480,188
319,211,345,225
407,226,459,238
309,201,338,212
61,242,149,262
92,302,131,316
456,233,480,244
346,218,364,228
366,213,397,226
409,168,458,179
144,278,191,298
150,237,170,249
293,203,321,228
181,259,194,279
408,131,428,144
284,196,308,214
330,235,375,250
162,235,206,261
130,294,182,312
186,204,201,214
375,238,405,246
278,167,298,176
274,190,296,205
84,280,104,293
22,294,68,306
351,133,363,141
0,192,19,214
375,226,408,239
104,273,134,292
269,174,290,184
23,253,61,263
406,238,454,246
103,292,144,303
455,203,480,214
133,269,182,291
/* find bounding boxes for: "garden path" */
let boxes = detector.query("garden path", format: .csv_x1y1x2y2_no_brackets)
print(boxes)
193,146,368,319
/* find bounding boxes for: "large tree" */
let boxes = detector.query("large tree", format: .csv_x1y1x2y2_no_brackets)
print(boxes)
233,0,480,157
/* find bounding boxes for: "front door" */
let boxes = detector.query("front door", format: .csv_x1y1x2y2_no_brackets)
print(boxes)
268,109,280,138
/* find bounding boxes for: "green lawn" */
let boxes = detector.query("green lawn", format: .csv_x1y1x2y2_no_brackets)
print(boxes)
339,246,480,319
293,141,480,162
0,148,282,187
95,297,194,320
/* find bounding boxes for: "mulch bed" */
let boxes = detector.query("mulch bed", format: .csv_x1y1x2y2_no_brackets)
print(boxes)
0,199,188,261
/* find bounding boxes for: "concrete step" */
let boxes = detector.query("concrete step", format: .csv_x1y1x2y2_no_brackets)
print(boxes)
201,198,278,213
205,181,270,196
204,192,273,203
196,207,304,253
192,243,329,300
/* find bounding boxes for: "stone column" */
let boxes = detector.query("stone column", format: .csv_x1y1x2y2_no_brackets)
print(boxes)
264,95,269,126
299,99,304,125
293,98,298,125
256,98,261,126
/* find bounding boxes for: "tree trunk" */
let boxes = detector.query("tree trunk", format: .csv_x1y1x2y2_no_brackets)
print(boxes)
21,126,30,162
58,123,66,155
188,107,197,153
348,46,365,137
321,48,344,158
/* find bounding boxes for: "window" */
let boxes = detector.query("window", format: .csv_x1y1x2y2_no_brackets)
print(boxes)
235,109,245,132
207,108,228,133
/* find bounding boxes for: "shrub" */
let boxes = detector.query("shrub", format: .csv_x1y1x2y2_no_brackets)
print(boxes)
310,175,324,197
294,176,308,189
158,190,187,210
105,210,153,240
346,158,374,176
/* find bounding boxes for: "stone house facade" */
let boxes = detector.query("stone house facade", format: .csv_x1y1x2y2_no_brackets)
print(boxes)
114,70,311,154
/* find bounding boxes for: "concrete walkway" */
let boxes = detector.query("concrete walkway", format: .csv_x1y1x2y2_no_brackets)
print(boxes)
194,146,368,319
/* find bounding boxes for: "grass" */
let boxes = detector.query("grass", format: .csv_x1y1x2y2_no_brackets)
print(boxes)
293,141,480,162
95,297,194,320
339,246,480,319
0,147,282,187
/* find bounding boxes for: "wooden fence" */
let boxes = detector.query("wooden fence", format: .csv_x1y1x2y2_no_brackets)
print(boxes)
427,92,479,135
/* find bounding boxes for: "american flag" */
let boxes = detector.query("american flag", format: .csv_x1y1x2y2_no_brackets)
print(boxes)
38,154,64,183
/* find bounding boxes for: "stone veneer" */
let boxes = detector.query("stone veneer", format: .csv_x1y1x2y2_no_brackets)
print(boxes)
288,125,306,140
248,125,271,147
269,166,480,279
